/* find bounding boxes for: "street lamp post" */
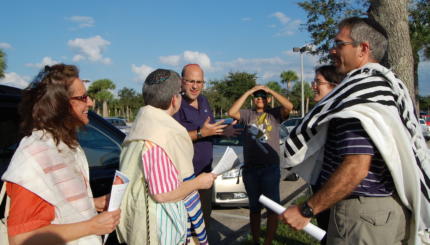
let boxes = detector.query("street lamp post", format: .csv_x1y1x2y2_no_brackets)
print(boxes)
293,45,312,117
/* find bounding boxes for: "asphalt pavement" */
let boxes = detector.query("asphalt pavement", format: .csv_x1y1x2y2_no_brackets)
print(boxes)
207,177,310,244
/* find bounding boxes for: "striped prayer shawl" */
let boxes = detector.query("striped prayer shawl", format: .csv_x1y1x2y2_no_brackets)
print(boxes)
285,63,430,244
2,130,101,245
183,177,208,245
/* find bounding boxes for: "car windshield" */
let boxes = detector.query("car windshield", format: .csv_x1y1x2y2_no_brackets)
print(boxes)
282,118,302,127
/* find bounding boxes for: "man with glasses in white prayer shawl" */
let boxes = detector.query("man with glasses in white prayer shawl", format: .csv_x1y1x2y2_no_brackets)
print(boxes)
116,69,216,245
280,17,430,245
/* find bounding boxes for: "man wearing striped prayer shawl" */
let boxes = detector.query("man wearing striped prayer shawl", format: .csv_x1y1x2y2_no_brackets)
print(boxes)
281,17,430,245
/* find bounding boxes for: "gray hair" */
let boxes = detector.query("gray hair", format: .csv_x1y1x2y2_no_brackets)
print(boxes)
142,69,181,110
339,17,388,62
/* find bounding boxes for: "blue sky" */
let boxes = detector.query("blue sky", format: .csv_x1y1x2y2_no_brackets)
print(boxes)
1,0,429,95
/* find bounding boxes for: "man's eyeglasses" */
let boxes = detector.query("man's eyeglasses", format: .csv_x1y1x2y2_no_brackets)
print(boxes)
330,39,359,49
70,94,90,102
183,78,204,85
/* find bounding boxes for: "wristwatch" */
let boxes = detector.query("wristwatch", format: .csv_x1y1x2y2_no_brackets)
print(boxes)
299,202,314,218
197,128,203,139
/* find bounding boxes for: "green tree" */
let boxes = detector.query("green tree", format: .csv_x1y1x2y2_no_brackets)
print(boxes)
0,49,6,79
266,81,283,108
289,81,315,115
88,79,116,117
280,70,299,90
117,87,144,120
215,72,257,109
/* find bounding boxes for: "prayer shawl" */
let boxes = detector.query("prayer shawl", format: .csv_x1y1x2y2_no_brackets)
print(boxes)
117,105,207,245
285,63,430,245
2,130,101,245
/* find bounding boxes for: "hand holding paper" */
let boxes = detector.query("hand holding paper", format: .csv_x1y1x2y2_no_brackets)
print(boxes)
212,146,240,175
259,195,326,241
103,170,130,244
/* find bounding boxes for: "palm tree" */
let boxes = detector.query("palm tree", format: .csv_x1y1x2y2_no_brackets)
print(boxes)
0,49,7,79
88,79,116,117
280,70,298,91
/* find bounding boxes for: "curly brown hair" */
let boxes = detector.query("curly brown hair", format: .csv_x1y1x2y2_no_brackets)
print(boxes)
19,64,84,149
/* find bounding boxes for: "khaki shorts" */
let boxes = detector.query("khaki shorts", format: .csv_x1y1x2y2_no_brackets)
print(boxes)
327,195,410,245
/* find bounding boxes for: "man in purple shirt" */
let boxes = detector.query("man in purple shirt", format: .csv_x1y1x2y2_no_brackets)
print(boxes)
173,64,241,230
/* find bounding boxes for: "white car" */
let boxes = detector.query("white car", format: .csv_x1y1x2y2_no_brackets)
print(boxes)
419,119,430,141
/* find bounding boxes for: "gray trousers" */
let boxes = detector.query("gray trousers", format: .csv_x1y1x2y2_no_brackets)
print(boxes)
327,195,410,245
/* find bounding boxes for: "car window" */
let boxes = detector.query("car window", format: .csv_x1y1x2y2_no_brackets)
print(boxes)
279,125,288,139
282,118,301,127
77,125,121,167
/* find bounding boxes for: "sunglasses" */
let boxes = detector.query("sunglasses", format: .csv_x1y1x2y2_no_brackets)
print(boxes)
70,94,90,102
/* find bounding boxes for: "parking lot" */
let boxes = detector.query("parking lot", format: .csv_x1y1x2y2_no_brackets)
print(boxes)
207,178,309,244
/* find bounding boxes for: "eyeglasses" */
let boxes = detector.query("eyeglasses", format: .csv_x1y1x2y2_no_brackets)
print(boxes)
70,94,90,102
183,78,204,85
330,39,359,49
312,80,333,87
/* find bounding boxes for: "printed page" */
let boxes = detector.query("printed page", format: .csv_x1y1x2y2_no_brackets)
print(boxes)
103,170,130,244
211,146,239,175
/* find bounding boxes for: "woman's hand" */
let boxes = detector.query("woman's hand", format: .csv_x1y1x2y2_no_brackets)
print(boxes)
93,194,110,212
196,172,217,189
88,209,121,236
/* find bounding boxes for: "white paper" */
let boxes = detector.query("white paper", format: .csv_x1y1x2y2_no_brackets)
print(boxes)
103,170,130,244
211,146,239,175
258,195,326,241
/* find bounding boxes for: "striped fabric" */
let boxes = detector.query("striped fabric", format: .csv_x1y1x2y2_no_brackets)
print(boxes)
319,117,394,197
142,142,180,195
1,130,101,245
183,179,208,245
284,63,430,244
156,201,188,245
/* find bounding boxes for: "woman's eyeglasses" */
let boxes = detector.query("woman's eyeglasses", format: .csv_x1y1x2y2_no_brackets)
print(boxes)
70,94,90,102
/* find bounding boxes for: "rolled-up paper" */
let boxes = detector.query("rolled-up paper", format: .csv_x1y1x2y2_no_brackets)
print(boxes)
259,195,326,241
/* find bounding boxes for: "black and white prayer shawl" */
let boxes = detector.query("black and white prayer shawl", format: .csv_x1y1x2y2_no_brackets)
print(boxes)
284,63,430,244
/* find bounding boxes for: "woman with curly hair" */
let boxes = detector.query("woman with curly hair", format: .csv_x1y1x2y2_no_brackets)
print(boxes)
2,64,120,245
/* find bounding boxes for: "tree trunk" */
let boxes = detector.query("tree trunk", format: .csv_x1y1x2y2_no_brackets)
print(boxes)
368,0,415,106
103,101,108,117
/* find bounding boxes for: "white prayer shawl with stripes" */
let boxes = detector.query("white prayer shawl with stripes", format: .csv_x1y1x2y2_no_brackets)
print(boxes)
2,130,101,245
118,105,207,245
284,63,430,244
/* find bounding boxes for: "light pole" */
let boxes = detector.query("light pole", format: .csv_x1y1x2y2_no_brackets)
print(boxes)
293,45,312,117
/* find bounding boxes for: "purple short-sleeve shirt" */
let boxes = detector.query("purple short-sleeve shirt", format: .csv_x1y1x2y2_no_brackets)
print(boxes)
173,95,214,175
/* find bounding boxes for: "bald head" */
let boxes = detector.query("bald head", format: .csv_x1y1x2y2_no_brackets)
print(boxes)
181,64,204,77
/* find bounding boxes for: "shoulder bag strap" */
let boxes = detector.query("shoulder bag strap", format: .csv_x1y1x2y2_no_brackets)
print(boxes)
0,182,10,219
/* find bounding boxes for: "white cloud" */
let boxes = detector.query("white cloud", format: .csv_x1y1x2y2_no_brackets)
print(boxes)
0,72,30,89
159,50,212,70
241,17,252,22
270,12,301,36
25,56,60,68
68,36,111,64
271,12,290,25
67,16,95,28
131,64,154,82
0,42,12,49
159,55,181,66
